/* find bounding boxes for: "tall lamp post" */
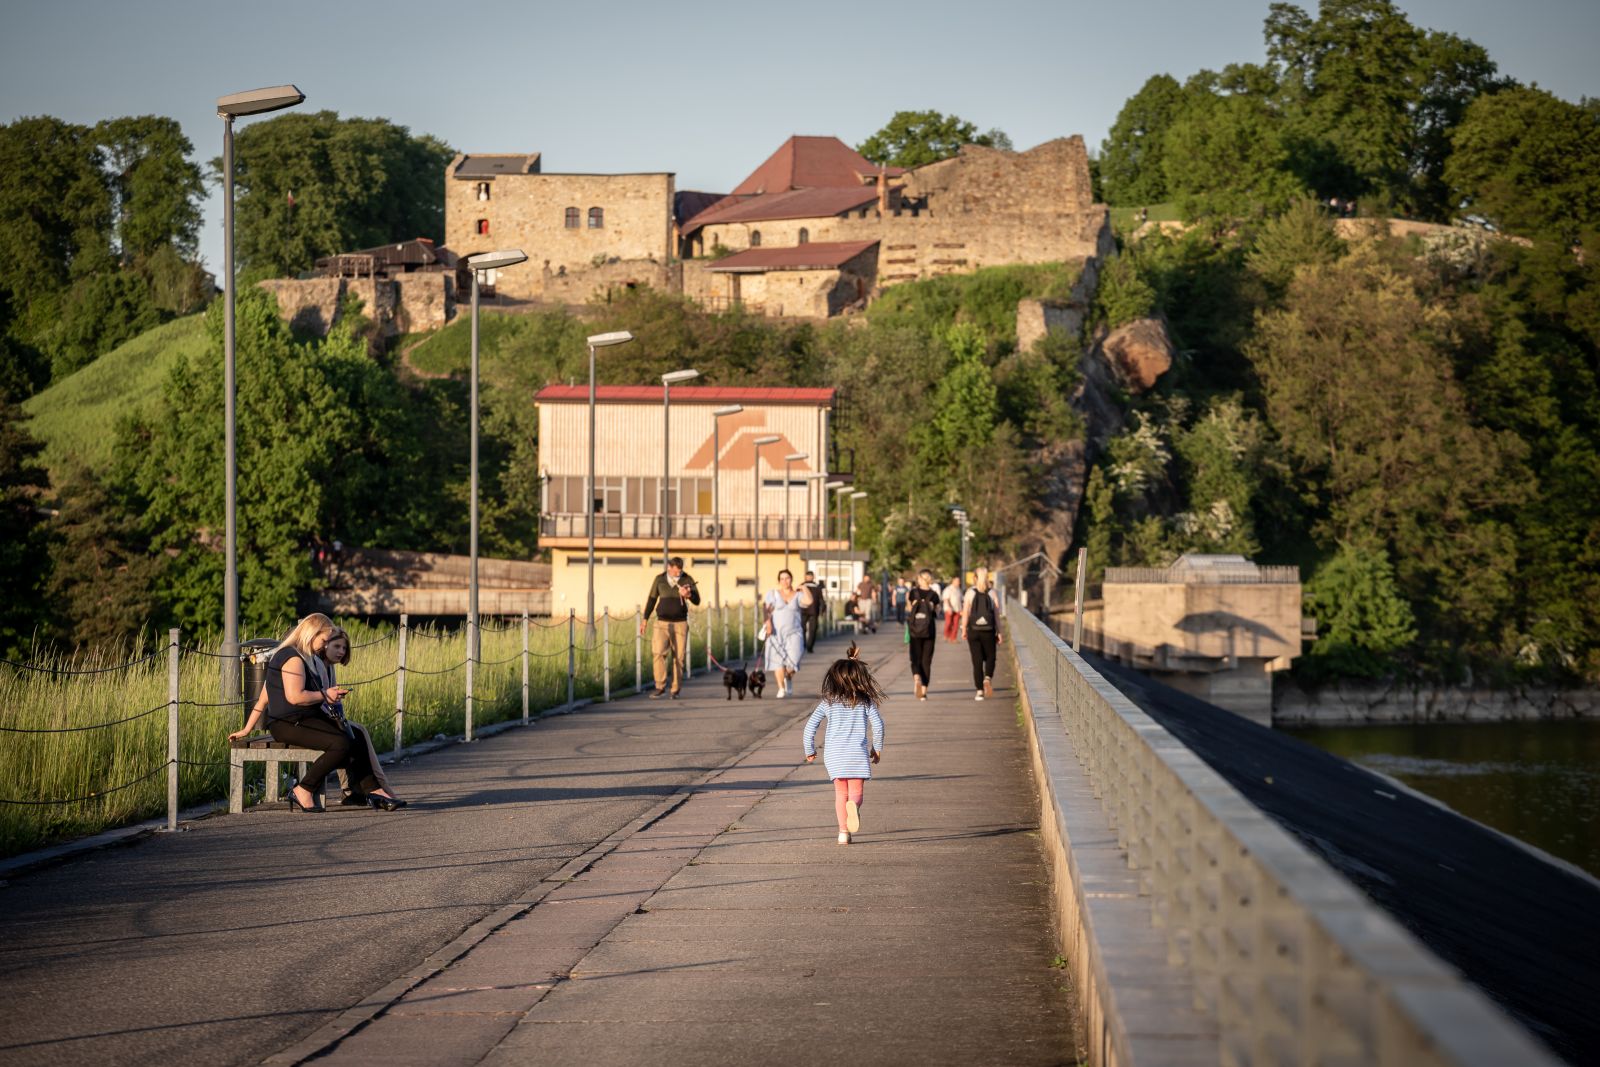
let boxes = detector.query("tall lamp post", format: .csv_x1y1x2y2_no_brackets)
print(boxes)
585,330,634,638
948,505,971,585
751,434,781,601
464,250,528,731
833,483,855,597
849,491,869,558
805,472,828,579
821,479,844,611
216,84,304,696
783,451,808,572
710,404,743,627
660,369,699,568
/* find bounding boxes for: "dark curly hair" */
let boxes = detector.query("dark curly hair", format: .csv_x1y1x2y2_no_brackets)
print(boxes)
820,643,884,706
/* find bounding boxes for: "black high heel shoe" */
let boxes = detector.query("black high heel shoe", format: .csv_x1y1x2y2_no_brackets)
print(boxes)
368,794,407,812
288,788,325,813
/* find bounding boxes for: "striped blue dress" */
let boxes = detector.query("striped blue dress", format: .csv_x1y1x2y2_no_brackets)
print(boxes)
803,700,886,780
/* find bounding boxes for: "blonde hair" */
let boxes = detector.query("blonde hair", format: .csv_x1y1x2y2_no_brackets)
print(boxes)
974,566,990,590
274,613,335,661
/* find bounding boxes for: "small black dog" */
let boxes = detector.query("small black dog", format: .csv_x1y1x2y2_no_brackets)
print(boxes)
747,667,767,699
723,667,748,700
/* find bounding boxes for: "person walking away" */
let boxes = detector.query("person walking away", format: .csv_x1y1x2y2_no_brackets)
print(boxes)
961,566,1004,701
906,570,940,700
855,573,878,633
893,579,909,624
640,556,700,699
800,569,824,653
763,568,812,697
941,575,964,643
802,644,886,844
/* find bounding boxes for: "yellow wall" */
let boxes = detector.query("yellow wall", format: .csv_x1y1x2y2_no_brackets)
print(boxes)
549,547,843,620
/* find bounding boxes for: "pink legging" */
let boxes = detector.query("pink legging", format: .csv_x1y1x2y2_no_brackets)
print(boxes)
833,778,865,831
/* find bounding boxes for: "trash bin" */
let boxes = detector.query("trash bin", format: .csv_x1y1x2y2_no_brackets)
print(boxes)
239,639,278,725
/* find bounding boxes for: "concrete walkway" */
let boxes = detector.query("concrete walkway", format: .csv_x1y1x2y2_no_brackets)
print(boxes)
0,630,1079,1066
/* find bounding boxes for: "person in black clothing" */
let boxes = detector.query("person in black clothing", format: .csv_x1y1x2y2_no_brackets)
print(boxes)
906,569,940,701
639,556,700,698
800,570,824,653
960,567,1004,701
229,613,387,813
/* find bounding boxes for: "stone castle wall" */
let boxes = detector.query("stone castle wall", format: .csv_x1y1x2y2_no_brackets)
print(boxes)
257,273,452,339
445,170,674,300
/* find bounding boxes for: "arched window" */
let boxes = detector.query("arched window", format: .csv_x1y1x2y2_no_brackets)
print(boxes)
564,207,580,229
477,218,490,236
476,182,491,201
588,206,604,229
797,227,809,244
750,230,761,247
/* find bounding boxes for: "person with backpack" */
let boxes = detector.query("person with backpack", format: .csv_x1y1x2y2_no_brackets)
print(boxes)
905,569,940,700
960,566,1003,701
800,570,824,653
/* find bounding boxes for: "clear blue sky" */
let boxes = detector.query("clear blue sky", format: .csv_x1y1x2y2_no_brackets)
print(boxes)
4,0,1597,282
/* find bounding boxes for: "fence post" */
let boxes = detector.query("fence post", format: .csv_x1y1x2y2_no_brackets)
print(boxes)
566,608,576,707
1073,546,1087,652
739,600,746,662
465,616,476,743
394,613,408,756
685,612,694,680
166,628,180,832
635,604,643,694
722,600,729,663
520,610,530,724
603,607,611,702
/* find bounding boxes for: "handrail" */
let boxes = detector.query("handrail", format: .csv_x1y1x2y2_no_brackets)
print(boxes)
1008,607,1556,1067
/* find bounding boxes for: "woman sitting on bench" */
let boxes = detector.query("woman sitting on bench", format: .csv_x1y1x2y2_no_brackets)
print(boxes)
228,613,389,814
315,627,406,811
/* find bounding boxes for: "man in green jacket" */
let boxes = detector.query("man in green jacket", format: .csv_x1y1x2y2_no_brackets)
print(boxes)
639,556,700,699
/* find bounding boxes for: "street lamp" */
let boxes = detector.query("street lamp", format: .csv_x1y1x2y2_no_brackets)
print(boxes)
833,483,854,599
783,451,808,572
464,250,528,738
948,504,970,585
710,404,743,624
661,368,699,568
585,330,634,637
850,491,869,557
805,472,829,580
821,479,844,611
751,434,781,601
216,83,304,697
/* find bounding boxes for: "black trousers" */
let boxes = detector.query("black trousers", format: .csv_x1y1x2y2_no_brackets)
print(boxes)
803,612,819,653
908,636,935,686
269,715,380,794
967,631,998,689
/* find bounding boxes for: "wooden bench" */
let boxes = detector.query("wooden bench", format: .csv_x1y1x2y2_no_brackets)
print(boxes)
228,736,329,814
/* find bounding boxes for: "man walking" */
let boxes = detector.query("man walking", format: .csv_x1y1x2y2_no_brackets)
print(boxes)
855,573,878,634
800,569,824,653
639,556,699,699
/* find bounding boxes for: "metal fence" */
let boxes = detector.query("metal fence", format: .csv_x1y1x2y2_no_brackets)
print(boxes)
1104,564,1301,585
1008,607,1556,1067
540,512,835,542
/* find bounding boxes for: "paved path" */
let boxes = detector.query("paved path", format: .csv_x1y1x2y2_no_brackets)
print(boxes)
0,630,1078,1067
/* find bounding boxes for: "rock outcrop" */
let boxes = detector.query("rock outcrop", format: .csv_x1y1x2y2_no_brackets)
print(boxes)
1100,317,1174,393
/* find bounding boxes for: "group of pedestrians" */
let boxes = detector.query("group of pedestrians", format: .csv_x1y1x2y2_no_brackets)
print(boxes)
898,567,1003,702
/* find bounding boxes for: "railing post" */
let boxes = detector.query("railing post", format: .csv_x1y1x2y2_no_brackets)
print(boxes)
739,600,746,662
685,611,694,680
521,609,530,724
722,600,730,663
567,608,576,707
465,615,476,743
166,628,180,832
635,604,643,693
603,606,611,702
394,613,408,755
1073,546,1087,652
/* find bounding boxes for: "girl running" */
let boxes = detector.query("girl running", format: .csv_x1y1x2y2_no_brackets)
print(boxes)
802,644,886,845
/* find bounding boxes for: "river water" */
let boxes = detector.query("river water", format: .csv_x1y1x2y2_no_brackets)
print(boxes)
1284,720,1600,877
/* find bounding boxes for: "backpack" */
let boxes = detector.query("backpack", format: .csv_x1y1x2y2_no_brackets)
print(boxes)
969,590,995,632
907,591,936,638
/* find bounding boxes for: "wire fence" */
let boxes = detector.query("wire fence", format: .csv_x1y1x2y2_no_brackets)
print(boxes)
0,602,806,857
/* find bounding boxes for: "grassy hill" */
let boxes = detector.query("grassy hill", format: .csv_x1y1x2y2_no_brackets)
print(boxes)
22,313,209,476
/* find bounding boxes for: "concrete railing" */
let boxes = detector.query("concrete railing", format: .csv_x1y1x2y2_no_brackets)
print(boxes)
1008,608,1557,1067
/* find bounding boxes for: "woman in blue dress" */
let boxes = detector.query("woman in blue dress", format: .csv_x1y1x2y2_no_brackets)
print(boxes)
762,568,813,698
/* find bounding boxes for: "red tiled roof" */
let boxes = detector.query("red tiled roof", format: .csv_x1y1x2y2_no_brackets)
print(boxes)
681,186,877,234
731,136,898,195
535,385,836,405
710,241,878,273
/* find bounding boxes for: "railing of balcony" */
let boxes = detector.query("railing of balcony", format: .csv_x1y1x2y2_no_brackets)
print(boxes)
539,513,836,542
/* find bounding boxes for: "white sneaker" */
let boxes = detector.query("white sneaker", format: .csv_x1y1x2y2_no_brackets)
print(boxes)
837,832,850,845
975,690,985,701
845,799,860,833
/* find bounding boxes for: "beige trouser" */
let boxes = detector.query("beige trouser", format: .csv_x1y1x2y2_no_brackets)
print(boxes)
651,619,689,693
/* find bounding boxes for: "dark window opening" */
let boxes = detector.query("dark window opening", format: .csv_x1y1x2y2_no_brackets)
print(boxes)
476,182,491,201
564,207,580,228
750,230,761,247
588,206,604,229
798,227,809,244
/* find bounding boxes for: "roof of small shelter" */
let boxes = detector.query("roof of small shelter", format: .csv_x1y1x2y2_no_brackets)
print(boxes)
534,385,836,406
709,240,878,273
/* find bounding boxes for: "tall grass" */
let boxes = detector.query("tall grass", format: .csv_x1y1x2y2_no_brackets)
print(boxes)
0,607,770,857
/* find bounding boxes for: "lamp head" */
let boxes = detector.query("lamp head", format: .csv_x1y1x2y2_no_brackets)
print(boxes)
785,452,808,462
823,480,845,490
662,369,699,386
466,249,529,272
753,435,781,446
587,330,634,348
217,85,305,118
851,491,869,500
712,404,743,417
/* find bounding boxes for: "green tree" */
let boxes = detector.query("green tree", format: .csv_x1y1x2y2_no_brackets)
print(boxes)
45,463,160,648
1171,397,1269,556
1094,254,1157,329
1100,74,1185,205
923,322,998,469
1445,86,1600,244
1303,541,1417,676
857,110,1012,169
221,111,454,278
96,115,204,262
1163,88,1304,219
1246,196,1346,292
0,399,51,658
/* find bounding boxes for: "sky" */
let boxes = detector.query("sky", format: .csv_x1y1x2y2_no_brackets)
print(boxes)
3,0,1598,282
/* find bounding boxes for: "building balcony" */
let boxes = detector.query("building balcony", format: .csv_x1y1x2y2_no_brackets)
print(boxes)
539,512,843,548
